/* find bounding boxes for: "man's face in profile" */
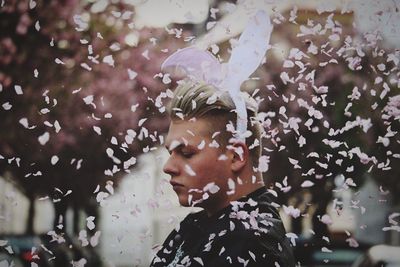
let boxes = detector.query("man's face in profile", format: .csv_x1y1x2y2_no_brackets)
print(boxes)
163,118,232,209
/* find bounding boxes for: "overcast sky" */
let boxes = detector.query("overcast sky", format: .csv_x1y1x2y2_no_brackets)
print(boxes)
130,0,399,48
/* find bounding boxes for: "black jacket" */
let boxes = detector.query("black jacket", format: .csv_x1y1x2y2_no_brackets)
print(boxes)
150,187,295,266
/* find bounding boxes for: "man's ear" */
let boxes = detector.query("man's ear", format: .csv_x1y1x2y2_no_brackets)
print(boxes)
227,141,249,172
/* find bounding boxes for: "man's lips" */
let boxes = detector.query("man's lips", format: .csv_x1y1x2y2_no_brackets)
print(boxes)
170,180,184,188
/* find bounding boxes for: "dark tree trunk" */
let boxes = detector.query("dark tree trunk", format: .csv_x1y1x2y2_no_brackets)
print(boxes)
73,201,80,235
85,197,99,237
312,199,330,239
26,194,35,235
53,199,68,234
292,216,303,234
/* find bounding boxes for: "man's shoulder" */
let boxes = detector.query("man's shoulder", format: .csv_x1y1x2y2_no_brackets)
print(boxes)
211,213,287,250
166,194,294,267
212,190,293,262
202,219,293,267
226,191,286,235
211,212,294,267
182,188,286,238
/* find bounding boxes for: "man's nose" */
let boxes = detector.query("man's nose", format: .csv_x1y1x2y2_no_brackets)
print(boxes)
163,154,179,176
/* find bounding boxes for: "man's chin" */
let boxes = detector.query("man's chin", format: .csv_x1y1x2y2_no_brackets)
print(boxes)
176,194,190,207
177,194,204,207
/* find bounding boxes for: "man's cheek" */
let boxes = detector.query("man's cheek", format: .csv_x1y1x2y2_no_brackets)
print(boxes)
184,164,196,176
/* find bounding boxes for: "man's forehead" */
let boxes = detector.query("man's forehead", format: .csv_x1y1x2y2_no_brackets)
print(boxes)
165,129,199,148
165,119,214,147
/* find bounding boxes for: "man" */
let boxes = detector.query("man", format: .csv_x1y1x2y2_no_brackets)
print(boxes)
150,81,295,266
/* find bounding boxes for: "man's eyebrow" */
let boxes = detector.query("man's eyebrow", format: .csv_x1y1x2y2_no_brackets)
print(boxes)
165,139,196,151
165,139,180,151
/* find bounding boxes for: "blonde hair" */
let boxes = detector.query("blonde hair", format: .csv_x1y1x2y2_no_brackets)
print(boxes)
168,81,262,166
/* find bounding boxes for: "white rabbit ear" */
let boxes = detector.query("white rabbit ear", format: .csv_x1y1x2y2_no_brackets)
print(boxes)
222,10,272,141
227,10,272,86
161,47,223,86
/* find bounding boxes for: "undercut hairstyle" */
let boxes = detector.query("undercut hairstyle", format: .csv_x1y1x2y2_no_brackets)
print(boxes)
168,81,262,167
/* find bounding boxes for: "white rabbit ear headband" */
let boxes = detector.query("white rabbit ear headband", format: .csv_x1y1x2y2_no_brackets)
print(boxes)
161,10,273,142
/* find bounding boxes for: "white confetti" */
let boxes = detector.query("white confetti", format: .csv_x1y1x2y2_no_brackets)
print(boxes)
283,205,300,218
127,68,137,80
142,49,150,60
40,108,50,114
138,118,147,126
14,85,23,95
283,60,294,68
301,180,314,188
4,245,13,254
123,157,136,169
280,72,294,84
72,259,87,267
29,0,37,9
93,126,101,135
162,73,171,84
83,95,94,105
19,118,30,128
2,102,12,110
73,14,89,31
102,55,115,67
285,232,298,246
203,182,220,194
388,213,400,225
193,257,204,266
298,135,306,147
90,231,101,247
228,221,235,232
320,214,333,225
109,42,120,51
72,88,82,94
321,247,332,253
35,20,40,31
346,237,359,248
96,191,109,207
105,180,114,194
206,21,217,30
38,132,50,145
131,103,139,112
78,230,89,247
210,44,219,54
184,164,196,176
51,155,59,165
188,99,196,110
307,42,318,54
106,148,113,158
81,63,92,71
55,58,65,65
377,63,386,71
288,157,301,169
383,225,400,232
258,155,270,172
197,140,205,150
54,120,61,133
86,216,96,230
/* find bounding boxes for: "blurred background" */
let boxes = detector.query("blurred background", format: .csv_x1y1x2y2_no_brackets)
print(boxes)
1,0,400,266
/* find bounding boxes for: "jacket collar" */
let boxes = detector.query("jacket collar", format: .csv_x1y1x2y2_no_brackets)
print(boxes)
182,186,271,233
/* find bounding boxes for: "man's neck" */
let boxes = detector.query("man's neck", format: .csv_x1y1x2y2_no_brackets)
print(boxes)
204,172,265,217
228,177,265,202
